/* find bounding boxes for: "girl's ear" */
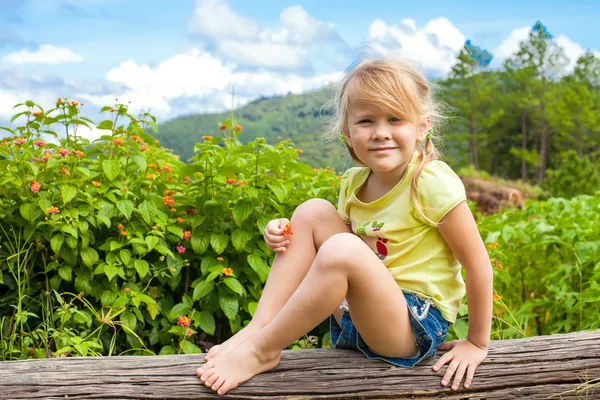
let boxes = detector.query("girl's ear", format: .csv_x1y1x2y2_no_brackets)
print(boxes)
343,131,352,148
416,120,431,142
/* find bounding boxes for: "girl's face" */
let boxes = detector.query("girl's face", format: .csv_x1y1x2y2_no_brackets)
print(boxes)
345,103,427,178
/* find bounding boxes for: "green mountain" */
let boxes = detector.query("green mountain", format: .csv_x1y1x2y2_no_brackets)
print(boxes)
155,87,351,170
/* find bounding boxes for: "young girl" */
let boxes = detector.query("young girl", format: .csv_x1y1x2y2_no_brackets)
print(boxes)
196,57,493,395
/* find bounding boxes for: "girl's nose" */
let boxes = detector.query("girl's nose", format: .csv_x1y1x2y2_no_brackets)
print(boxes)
372,124,392,140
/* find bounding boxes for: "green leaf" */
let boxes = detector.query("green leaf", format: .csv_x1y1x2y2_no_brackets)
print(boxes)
247,254,270,283
104,264,120,281
134,259,149,279
231,230,253,251
97,120,113,130
195,311,215,335
58,266,72,281
219,291,239,320
223,278,244,295
159,345,177,355
19,203,35,223
192,280,214,300
267,181,287,203
74,276,93,295
75,167,91,177
191,232,210,254
167,226,184,240
147,119,158,134
147,303,159,320
102,159,120,181
138,200,157,225
181,340,202,354
131,155,147,171
248,302,258,317
116,200,134,220
80,247,99,268
232,199,254,226
101,290,117,306
96,215,111,228
119,249,132,266
168,303,190,320
73,310,92,327
155,245,174,258
120,311,137,332
210,233,229,255
145,236,159,250
61,185,77,204
61,225,78,238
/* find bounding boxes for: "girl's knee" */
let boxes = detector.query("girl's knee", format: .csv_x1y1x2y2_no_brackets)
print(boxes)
317,233,367,269
293,198,337,222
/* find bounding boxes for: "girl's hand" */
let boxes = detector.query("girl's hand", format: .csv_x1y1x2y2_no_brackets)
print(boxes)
432,339,488,390
263,218,291,253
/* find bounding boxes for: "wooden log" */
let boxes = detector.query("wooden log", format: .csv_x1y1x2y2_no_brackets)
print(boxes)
1,329,599,399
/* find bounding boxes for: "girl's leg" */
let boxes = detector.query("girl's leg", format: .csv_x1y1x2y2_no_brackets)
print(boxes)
199,233,417,395
205,199,351,360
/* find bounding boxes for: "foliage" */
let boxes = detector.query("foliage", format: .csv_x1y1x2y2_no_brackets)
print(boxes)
449,194,600,341
543,150,600,198
0,100,340,360
154,88,349,171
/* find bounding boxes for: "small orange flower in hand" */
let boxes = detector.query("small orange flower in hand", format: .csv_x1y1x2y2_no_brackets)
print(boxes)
282,222,293,236
493,294,503,302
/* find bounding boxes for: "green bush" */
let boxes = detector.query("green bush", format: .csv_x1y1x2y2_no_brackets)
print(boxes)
0,99,340,359
468,195,600,339
543,150,600,198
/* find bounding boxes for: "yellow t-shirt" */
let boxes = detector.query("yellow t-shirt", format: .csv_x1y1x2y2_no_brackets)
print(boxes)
337,153,467,323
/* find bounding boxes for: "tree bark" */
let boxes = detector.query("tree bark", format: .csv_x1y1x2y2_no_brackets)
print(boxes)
1,330,599,399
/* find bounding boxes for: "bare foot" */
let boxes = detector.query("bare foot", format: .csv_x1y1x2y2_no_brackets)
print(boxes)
195,338,280,395
203,323,262,365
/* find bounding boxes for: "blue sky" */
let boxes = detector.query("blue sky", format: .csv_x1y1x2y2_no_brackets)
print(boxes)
2,0,600,138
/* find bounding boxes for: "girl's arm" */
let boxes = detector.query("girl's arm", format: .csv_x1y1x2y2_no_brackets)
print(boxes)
433,200,493,389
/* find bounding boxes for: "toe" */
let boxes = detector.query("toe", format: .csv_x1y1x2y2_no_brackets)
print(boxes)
201,367,216,384
218,380,238,395
211,376,225,392
205,372,219,387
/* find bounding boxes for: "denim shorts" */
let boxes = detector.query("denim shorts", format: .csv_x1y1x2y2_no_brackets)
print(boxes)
329,292,450,367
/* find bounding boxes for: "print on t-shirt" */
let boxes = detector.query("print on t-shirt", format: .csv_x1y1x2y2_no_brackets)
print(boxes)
352,220,388,260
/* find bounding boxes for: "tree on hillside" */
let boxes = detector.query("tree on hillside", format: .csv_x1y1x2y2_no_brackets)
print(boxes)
504,21,568,184
447,40,499,170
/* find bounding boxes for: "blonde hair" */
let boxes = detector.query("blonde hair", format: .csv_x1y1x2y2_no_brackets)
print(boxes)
326,56,448,226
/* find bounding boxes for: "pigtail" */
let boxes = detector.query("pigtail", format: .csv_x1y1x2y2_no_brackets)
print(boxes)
410,135,440,227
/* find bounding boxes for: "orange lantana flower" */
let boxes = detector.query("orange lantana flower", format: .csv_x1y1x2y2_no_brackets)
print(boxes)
222,267,233,276
282,222,293,236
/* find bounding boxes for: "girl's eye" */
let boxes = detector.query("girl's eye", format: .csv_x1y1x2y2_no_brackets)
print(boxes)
358,119,371,124
389,117,401,122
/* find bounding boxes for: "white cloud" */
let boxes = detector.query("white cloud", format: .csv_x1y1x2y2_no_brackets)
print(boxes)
188,0,345,70
5,44,84,65
217,40,308,69
491,26,530,66
188,0,260,40
492,27,592,74
367,17,465,76
75,48,341,120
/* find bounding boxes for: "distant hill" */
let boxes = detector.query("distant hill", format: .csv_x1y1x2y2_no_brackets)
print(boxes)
156,87,352,170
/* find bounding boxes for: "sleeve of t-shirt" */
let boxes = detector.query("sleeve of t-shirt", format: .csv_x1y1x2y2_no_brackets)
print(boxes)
416,160,467,226
337,168,353,224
